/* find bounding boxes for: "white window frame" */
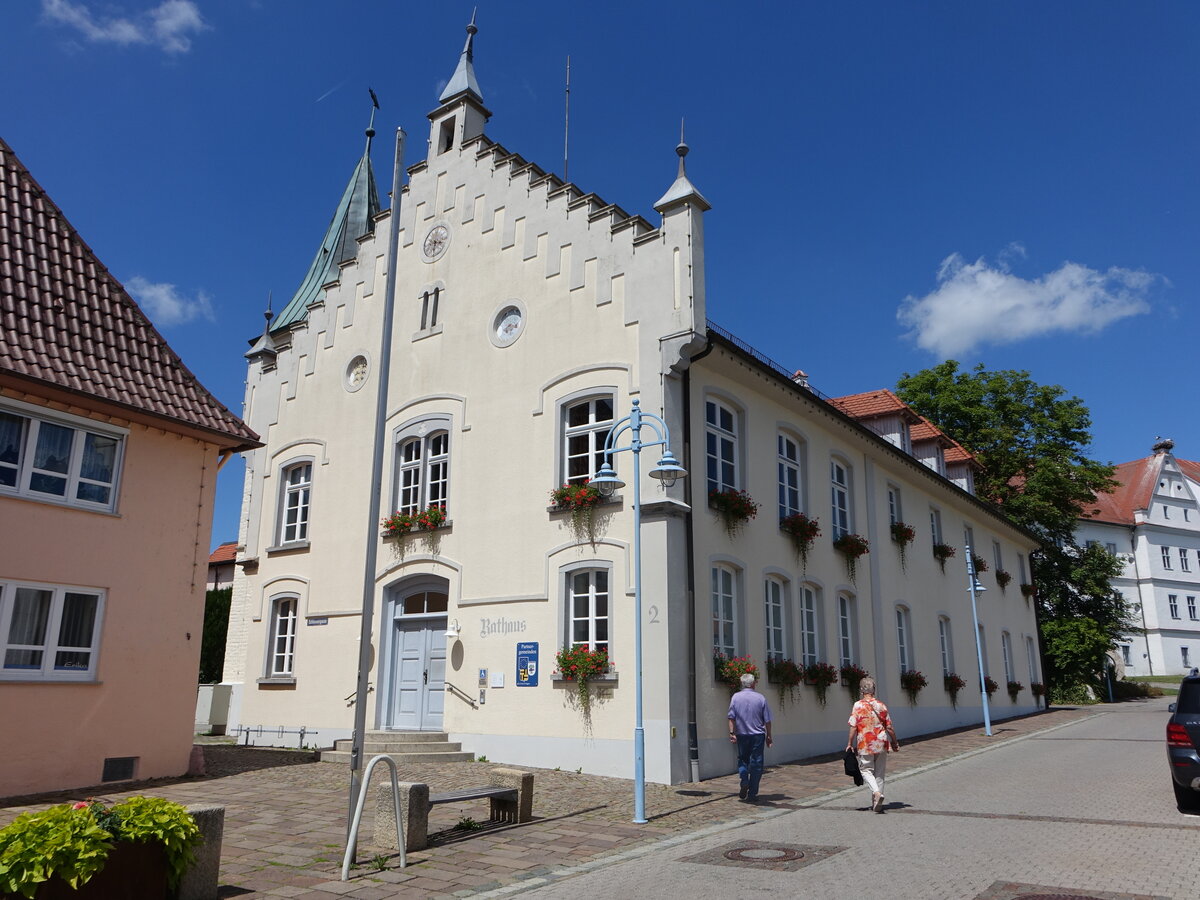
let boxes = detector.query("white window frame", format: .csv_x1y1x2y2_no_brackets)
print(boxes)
799,583,820,667
562,394,615,486
1169,594,1180,619
1162,546,1173,570
930,507,943,546
1120,644,1131,666
265,595,298,678
837,593,856,668
1001,631,1014,684
1181,548,1191,573
705,399,739,494
0,579,105,682
896,605,913,674
1018,553,1027,584
830,457,852,539
1183,647,1191,668
764,577,788,661
777,433,803,520
978,624,989,677
394,418,451,516
1188,596,1197,621
278,459,313,545
993,540,1003,572
1027,636,1038,684
887,485,902,526
711,564,739,658
938,616,954,677
566,567,611,655
0,400,125,514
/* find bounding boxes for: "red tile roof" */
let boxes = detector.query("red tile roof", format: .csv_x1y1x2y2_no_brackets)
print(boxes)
0,138,259,449
1082,454,1200,524
828,389,917,421
208,541,238,565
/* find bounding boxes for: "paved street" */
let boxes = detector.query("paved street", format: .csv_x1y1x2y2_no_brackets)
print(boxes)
517,698,1198,900
3,701,1192,898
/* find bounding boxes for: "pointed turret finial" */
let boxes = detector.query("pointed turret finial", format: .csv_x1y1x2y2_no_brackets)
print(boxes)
365,88,379,154
654,119,711,213
247,292,278,360
439,11,484,104
264,292,273,328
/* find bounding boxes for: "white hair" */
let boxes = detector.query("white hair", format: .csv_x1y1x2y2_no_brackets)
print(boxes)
740,673,756,689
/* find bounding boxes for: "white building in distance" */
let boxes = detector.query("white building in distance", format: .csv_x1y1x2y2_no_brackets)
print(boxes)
1078,439,1200,677
222,21,1042,783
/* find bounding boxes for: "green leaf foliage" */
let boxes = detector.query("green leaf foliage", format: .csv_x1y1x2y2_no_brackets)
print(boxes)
0,797,201,897
200,587,232,684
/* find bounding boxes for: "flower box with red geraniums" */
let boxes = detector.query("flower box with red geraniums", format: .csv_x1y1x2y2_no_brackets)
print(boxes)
984,676,999,696
549,481,605,541
1006,680,1024,702
890,521,916,571
900,668,928,704
779,513,820,570
766,656,803,706
932,543,956,572
944,672,967,708
832,533,870,585
554,645,610,713
970,554,989,574
803,661,839,707
714,653,759,690
840,663,869,697
709,489,759,538
995,569,1012,590
382,505,447,538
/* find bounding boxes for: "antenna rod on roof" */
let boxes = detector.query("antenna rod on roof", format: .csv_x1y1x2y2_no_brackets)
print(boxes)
563,55,571,182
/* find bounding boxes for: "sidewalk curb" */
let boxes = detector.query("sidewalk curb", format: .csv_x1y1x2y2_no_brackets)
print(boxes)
472,710,1109,897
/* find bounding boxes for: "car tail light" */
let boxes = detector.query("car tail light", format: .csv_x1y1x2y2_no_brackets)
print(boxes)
1167,722,1193,748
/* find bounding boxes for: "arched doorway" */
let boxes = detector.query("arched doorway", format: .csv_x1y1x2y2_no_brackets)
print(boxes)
383,576,448,731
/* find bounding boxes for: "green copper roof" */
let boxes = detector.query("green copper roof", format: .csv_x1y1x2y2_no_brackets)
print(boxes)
271,139,380,332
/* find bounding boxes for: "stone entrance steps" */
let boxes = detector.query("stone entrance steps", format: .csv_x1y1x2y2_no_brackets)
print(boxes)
319,730,474,764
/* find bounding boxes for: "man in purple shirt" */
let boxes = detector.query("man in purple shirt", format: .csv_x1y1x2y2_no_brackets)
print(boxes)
727,672,774,801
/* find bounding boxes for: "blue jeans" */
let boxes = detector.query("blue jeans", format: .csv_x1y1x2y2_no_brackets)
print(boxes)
735,733,766,799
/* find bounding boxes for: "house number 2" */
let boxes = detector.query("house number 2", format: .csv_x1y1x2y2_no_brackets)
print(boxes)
647,605,659,623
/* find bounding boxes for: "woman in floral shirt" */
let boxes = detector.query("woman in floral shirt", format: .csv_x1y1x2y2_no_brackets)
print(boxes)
845,677,900,812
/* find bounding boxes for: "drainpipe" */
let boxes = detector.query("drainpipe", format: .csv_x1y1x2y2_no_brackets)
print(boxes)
1132,528,1153,676
682,337,713,783
348,127,406,838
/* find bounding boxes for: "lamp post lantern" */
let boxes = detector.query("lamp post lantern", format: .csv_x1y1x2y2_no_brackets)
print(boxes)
965,543,992,737
589,398,685,824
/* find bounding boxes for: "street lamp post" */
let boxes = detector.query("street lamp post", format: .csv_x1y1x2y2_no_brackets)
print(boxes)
589,398,686,824
965,543,992,737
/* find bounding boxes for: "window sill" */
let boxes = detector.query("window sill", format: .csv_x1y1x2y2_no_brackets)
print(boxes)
0,675,100,684
257,676,297,687
546,497,622,515
381,520,453,539
551,672,619,686
266,541,310,556
412,324,444,342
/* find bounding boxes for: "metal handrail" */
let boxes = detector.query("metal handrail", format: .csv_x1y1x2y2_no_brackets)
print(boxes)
341,754,406,879
445,681,478,708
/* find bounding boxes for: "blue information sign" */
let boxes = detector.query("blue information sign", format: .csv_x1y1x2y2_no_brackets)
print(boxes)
516,642,538,687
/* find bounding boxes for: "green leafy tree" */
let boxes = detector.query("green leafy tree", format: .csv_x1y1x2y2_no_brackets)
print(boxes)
896,362,1134,696
199,587,231,684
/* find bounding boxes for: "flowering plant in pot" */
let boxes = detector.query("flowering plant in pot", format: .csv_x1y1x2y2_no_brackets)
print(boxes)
803,661,839,707
1031,682,1046,704
1006,680,1024,702
555,644,610,713
550,480,604,541
840,663,869,697
779,513,820,571
832,533,870,585
714,653,759,690
932,543,956,573
994,569,1012,591
1019,582,1036,601
382,505,446,538
890,521,916,571
970,554,989,575
0,796,201,899
944,672,967,708
766,656,803,706
984,676,999,697
900,668,928,705
709,489,759,538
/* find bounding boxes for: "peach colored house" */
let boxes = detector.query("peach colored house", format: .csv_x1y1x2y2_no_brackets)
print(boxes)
0,137,259,798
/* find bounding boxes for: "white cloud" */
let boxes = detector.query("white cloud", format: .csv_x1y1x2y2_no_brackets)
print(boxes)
897,251,1157,358
42,0,206,54
126,276,215,327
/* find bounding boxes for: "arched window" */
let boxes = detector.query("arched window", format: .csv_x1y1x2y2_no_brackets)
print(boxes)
562,395,614,484
896,605,913,675
712,564,739,658
837,593,856,668
266,595,298,678
764,577,788,661
705,399,739,494
567,568,611,655
830,458,852,539
777,433,804,520
279,460,313,545
938,616,954,678
1002,631,1014,683
397,430,449,515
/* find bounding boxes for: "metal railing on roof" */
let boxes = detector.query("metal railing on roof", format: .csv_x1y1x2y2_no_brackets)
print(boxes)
705,318,833,402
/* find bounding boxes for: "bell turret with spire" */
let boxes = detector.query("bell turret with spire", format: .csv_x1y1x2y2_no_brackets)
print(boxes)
654,122,710,214
429,12,491,162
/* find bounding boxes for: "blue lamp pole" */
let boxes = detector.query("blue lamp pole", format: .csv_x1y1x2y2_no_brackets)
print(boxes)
590,398,686,824
965,543,992,737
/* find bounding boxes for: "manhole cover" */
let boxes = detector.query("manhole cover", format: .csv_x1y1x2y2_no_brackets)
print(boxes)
680,840,845,872
724,846,805,863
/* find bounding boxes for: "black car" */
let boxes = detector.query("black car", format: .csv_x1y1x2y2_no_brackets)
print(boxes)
1167,668,1200,810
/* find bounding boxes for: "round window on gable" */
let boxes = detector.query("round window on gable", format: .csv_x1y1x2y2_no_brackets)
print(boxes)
345,355,370,392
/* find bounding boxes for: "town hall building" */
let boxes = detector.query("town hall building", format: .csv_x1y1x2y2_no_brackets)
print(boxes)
221,21,1042,784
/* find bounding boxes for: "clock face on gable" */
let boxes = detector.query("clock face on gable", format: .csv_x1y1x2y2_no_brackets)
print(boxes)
422,224,450,261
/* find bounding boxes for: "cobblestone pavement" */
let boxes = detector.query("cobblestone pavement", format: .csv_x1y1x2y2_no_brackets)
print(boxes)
1,705,1108,898
517,697,1199,900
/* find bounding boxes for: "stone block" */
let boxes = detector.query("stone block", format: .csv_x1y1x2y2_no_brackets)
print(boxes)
375,781,429,852
488,767,534,823
178,804,224,900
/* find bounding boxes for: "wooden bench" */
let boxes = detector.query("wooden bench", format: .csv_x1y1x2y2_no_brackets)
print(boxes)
375,767,534,852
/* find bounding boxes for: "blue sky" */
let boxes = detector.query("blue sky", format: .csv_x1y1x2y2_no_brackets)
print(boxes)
4,2,1197,550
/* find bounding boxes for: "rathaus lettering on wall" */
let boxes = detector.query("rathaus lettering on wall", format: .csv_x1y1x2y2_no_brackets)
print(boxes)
479,617,527,638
